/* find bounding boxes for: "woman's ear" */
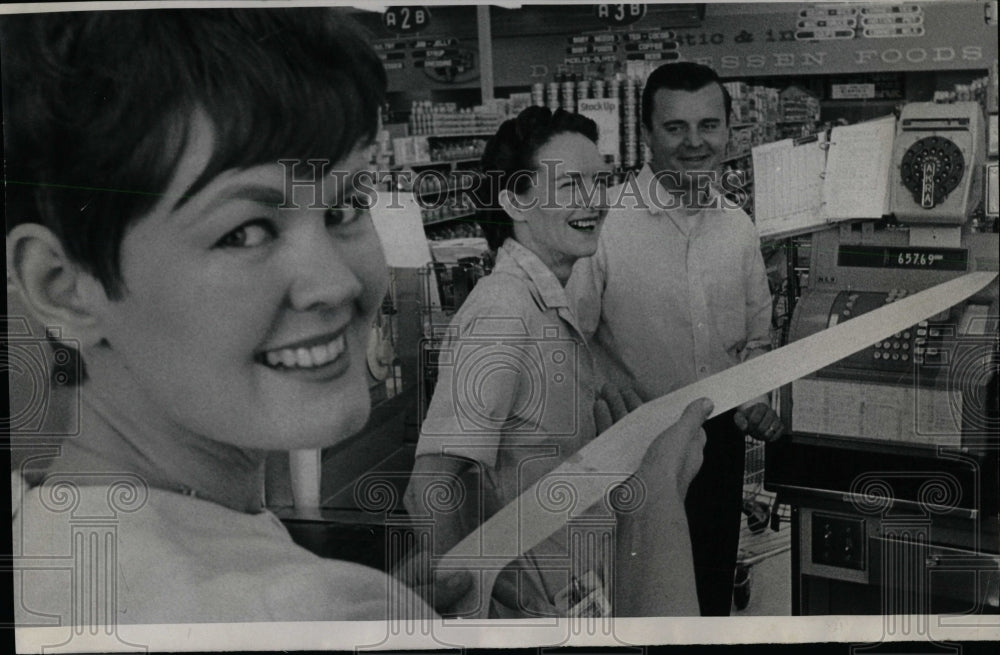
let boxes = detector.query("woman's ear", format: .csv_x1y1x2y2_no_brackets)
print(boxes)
498,189,529,223
6,223,110,348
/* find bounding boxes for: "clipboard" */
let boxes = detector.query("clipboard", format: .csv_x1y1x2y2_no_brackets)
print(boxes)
752,114,897,239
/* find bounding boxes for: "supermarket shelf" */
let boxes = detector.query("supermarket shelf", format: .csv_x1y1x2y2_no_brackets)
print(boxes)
822,98,899,105
415,184,475,198
722,150,752,164
414,131,497,138
422,211,477,227
398,157,482,168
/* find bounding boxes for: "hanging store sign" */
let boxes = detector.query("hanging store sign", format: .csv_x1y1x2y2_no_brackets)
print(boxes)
417,46,477,84
373,41,406,52
566,44,619,55
799,6,858,19
564,54,619,65
625,51,681,62
863,25,926,38
382,6,431,35
411,38,457,49
624,41,678,53
795,27,856,41
483,2,996,86
577,98,621,160
595,3,647,27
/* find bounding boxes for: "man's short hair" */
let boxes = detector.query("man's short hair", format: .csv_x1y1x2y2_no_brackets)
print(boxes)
2,8,387,299
640,62,732,129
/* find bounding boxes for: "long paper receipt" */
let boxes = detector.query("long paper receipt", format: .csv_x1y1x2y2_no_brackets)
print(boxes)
438,271,997,618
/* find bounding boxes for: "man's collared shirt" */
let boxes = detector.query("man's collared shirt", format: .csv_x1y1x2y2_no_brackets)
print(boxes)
567,164,772,399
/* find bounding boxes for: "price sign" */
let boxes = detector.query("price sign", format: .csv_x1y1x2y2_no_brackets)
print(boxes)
859,4,922,15
797,17,857,29
382,6,430,35
625,41,678,52
800,7,857,19
626,51,680,62
862,25,925,37
795,27,856,40
830,83,876,99
595,4,646,27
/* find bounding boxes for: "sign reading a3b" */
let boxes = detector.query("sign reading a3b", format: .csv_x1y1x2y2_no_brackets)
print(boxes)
383,6,430,35
595,4,646,26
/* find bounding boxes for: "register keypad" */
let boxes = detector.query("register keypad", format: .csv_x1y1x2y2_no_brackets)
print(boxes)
828,289,949,372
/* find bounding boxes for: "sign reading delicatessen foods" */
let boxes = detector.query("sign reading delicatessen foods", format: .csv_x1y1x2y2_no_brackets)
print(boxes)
489,1,996,85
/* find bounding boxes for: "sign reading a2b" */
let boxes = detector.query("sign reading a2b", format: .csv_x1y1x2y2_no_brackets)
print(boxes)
595,4,646,26
383,6,430,34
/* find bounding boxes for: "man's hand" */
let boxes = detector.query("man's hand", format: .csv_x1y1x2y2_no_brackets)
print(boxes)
391,549,473,618
734,402,784,442
594,382,644,434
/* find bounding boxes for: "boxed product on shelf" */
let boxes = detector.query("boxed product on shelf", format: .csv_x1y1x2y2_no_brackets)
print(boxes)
391,136,431,165
409,100,505,136
428,138,487,162
779,86,820,123
392,137,416,166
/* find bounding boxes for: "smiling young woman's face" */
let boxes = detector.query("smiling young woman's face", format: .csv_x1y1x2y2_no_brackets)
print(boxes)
93,114,388,450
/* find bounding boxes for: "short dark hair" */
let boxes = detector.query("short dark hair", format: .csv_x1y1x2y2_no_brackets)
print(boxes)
2,8,387,299
475,107,599,251
640,62,732,129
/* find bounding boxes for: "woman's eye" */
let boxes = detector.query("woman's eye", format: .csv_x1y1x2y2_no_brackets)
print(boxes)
214,221,274,249
325,195,372,227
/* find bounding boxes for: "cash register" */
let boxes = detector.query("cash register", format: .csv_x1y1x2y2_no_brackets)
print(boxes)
766,102,1000,615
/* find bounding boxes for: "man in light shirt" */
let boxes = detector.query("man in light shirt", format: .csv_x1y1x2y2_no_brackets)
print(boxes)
567,62,785,616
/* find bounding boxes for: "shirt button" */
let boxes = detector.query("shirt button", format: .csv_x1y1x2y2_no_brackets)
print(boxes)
699,366,707,374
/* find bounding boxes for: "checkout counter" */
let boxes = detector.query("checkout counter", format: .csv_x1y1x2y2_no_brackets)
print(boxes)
766,102,1000,614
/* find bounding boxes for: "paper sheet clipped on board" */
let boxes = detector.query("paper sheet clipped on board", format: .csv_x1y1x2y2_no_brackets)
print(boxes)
821,115,896,221
439,271,997,619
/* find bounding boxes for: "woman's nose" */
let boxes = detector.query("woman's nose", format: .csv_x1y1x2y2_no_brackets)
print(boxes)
286,230,364,312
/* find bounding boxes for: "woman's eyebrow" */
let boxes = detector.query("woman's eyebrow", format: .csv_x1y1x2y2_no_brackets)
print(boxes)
172,183,286,226
221,185,287,208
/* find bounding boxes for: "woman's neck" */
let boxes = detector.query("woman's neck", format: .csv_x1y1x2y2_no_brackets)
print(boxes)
510,230,576,286
45,356,267,514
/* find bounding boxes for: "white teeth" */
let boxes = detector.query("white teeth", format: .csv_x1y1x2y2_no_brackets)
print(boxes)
329,335,346,358
310,344,330,366
263,334,347,370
